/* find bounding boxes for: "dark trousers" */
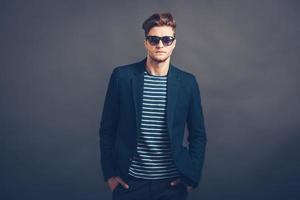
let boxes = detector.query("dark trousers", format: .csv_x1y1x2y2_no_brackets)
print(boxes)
112,175,188,200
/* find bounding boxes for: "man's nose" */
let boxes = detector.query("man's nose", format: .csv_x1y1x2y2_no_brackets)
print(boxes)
156,40,164,48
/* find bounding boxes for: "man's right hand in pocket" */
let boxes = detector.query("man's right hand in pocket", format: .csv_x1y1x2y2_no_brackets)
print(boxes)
108,176,129,192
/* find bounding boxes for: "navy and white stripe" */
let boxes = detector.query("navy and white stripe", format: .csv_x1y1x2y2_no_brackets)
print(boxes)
128,70,179,179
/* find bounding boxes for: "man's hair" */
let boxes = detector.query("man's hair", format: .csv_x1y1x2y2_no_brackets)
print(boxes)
142,12,176,37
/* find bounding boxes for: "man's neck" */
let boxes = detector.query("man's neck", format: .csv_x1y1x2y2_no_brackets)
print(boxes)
145,57,170,76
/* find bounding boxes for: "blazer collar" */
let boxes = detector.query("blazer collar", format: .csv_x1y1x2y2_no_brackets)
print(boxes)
131,58,179,140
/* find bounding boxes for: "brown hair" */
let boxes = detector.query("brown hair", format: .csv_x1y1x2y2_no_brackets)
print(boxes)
142,12,176,37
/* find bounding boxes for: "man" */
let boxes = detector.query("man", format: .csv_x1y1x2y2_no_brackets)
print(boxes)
99,12,207,200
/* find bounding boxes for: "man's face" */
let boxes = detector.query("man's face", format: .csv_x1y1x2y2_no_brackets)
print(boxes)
144,26,176,63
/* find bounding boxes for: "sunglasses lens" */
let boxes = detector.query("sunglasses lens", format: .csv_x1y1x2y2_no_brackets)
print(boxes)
148,36,160,45
162,36,174,46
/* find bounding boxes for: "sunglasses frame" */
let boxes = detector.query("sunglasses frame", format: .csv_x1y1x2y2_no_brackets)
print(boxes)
145,35,176,46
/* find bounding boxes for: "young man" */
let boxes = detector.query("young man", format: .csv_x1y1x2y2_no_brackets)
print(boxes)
99,13,207,200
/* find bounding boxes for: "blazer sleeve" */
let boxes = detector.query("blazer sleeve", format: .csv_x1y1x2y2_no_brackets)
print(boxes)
186,75,207,186
99,68,120,181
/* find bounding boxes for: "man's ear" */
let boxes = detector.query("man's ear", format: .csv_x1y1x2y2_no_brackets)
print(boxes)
144,39,147,49
172,39,177,48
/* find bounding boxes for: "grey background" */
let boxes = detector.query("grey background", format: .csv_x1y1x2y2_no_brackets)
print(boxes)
1,0,299,199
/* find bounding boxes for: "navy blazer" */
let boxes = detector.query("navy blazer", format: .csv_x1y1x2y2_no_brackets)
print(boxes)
99,58,207,187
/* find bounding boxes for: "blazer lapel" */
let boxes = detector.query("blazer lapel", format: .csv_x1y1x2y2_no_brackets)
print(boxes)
131,59,146,137
166,64,179,140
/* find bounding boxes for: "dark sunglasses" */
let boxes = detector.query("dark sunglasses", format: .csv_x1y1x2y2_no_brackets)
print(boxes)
145,36,176,46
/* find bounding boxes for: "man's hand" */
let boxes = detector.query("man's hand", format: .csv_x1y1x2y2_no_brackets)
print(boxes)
107,176,129,192
170,178,193,192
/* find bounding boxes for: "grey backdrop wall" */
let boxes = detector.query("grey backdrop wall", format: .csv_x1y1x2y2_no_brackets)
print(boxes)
1,0,299,200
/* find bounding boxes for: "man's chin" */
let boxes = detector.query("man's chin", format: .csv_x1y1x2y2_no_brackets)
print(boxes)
151,56,169,63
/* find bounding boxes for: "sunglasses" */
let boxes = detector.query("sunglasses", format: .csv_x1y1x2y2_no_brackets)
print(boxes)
145,36,176,46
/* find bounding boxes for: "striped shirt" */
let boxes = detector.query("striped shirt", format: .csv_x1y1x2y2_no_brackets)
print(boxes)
128,69,180,179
